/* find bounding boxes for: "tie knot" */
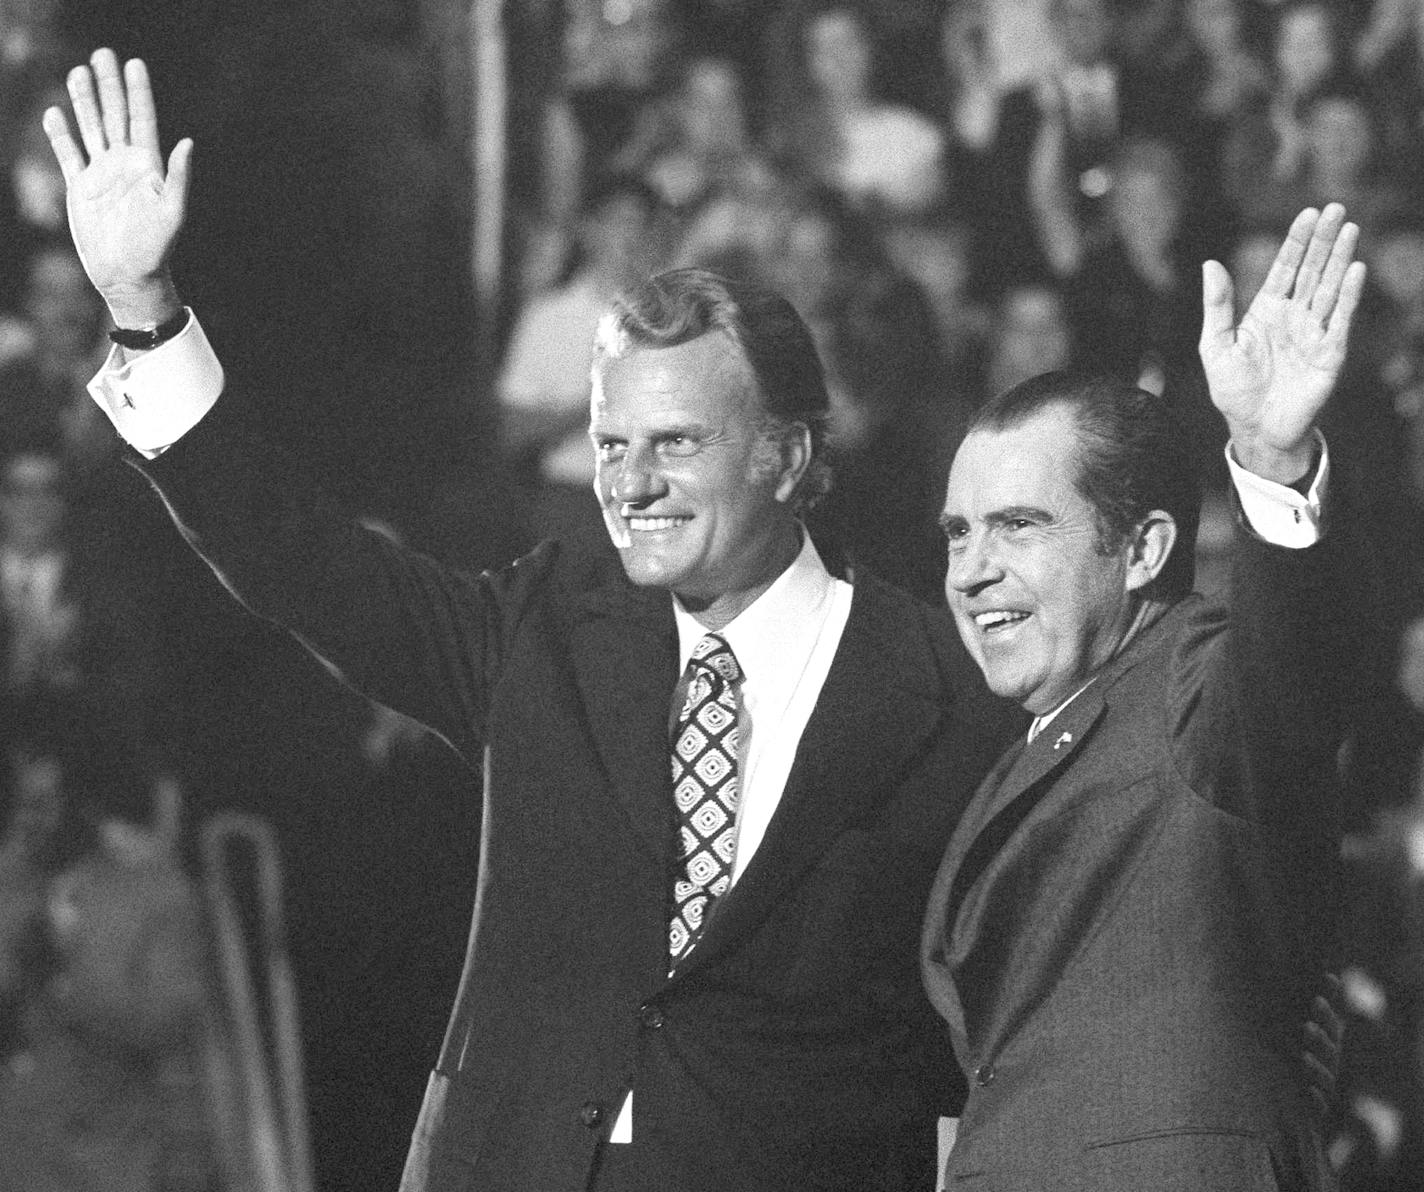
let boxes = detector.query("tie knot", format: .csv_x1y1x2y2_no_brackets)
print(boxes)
690,633,741,685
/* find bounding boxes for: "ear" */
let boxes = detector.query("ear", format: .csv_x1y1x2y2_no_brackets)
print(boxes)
1123,510,1177,593
772,423,814,505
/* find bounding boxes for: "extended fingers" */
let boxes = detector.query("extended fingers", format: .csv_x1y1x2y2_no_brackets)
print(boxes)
1311,219,1360,322
66,61,107,159
125,58,161,154
91,48,129,150
1324,259,1368,347
1199,259,1236,348
42,106,85,183
1260,207,1318,300
1293,202,1348,306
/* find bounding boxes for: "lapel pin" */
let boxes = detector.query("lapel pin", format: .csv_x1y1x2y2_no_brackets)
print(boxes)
1053,731,1073,750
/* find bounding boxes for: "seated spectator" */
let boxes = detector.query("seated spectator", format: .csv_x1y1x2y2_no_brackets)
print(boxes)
496,174,670,542
762,1,945,220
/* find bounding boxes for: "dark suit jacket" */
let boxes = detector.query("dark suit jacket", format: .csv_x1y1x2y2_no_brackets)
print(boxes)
132,394,1013,1192
921,519,1374,1191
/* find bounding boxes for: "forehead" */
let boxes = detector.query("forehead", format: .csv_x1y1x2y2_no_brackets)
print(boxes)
591,333,761,429
945,407,1085,512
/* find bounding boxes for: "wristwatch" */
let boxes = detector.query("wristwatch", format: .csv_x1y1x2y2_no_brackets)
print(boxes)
108,307,190,351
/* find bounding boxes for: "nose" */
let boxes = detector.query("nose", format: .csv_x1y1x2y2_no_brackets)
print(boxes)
607,448,667,508
946,533,1003,597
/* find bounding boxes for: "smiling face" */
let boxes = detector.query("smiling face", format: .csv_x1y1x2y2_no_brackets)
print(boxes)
590,332,808,628
941,405,1166,714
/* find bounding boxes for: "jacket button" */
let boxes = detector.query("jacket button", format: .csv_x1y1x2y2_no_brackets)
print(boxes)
638,1002,665,1029
579,1101,604,1128
974,1064,995,1087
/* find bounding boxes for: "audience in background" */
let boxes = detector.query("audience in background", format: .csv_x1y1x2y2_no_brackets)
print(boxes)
9,2,1424,1189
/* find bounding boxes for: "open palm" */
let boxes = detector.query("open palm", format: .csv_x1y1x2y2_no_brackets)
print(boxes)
42,51,191,317
1199,205,1365,474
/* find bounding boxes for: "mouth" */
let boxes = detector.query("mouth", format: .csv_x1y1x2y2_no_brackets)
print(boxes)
971,609,1031,635
623,512,691,533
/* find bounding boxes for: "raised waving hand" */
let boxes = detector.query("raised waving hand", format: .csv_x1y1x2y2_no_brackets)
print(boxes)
42,48,191,328
1198,203,1366,484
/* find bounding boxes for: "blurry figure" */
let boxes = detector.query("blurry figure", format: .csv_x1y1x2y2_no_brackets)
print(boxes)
634,55,772,218
0,0,63,69
0,79,71,331
0,702,218,1192
497,174,670,542
882,216,992,384
0,243,107,453
0,446,164,752
1331,613,1424,1189
767,188,967,602
763,1,945,219
1243,77,1412,234
1372,214,1424,510
1062,139,1205,425
984,0,1194,288
936,0,1006,157
1183,0,1269,122
1221,1,1348,212
983,281,1074,398
531,0,681,290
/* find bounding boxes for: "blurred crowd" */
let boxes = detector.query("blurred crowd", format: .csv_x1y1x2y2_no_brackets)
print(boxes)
3,0,1424,1188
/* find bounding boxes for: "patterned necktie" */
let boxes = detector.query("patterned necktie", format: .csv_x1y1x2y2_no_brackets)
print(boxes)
668,633,742,964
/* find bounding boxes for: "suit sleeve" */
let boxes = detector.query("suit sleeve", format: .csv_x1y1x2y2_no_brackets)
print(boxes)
1171,487,1381,828
128,391,548,762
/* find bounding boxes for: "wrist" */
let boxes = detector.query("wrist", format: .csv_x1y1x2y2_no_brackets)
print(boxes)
1230,437,1318,488
103,274,183,331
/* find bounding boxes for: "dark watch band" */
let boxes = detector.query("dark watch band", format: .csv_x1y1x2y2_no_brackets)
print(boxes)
108,307,190,351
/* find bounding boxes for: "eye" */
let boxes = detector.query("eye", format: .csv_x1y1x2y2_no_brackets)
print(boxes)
593,439,625,461
660,433,700,457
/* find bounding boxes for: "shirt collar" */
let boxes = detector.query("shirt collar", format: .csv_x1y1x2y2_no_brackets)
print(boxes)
673,529,838,681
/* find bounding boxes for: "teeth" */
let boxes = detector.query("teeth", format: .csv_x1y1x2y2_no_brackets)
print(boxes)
974,610,1029,629
627,517,687,531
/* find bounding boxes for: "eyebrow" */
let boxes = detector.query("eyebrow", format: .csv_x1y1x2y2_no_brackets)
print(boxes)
939,505,1055,532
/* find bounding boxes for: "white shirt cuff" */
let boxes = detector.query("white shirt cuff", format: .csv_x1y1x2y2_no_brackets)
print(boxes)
86,310,224,457
1224,431,1328,549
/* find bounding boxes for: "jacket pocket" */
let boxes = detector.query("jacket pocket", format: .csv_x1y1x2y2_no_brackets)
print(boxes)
1083,1127,1288,1192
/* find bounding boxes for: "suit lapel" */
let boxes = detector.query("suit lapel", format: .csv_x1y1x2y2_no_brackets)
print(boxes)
569,578,680,867
934,601,1191,939
669,578,949,981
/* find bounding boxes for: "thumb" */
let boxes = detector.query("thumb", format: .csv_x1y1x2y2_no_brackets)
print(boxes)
162,137,194,221
1199,259,1236,351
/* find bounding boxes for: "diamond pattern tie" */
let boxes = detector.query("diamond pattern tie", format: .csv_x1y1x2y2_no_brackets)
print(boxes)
668,633,742,964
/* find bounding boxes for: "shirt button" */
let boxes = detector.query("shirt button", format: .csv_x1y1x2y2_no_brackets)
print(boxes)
974,1063,995,1087
579,1100,604,1128
639,1002,665,1029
